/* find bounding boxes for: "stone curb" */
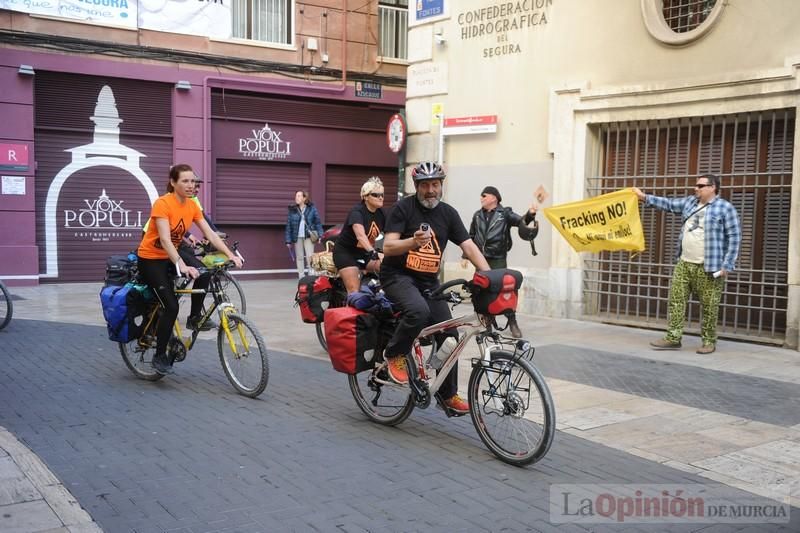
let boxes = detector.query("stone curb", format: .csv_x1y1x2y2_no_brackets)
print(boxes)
0,428,102,533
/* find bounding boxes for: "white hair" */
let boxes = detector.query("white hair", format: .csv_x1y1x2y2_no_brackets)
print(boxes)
360,176,384,199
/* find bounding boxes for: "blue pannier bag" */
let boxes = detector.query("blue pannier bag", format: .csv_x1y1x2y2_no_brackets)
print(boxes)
100,283,151,342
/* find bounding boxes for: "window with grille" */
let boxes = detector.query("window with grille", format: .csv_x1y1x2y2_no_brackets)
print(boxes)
662,0,717,33
379,0,408,60
232,0,293,45
586,110,794,343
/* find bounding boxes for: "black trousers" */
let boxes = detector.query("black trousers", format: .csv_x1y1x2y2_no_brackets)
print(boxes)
380,271,459,399
138,254,210,357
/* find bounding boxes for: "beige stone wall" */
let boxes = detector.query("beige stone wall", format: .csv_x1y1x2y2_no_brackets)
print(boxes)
406,0,800,346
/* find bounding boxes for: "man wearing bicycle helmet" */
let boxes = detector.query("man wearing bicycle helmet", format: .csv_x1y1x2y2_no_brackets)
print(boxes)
380,161,490,415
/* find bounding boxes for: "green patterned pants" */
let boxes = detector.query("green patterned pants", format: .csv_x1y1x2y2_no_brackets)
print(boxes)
665,260,725,345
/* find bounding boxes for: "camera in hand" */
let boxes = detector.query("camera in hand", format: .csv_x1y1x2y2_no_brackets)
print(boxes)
420,223,430,236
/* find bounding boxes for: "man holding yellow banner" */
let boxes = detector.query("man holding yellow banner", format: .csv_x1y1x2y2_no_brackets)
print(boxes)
633,175,740,355
543,188,645,253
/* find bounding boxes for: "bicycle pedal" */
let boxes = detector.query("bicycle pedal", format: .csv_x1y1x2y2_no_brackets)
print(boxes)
434,395,468,418
436,402,467,418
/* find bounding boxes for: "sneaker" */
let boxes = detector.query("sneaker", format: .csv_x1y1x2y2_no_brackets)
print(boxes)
443,394,469,415
649,338,682,350
152,354,173,375
186,315,217,331
508,317,522,339
696,343,716,354
385,355,409,384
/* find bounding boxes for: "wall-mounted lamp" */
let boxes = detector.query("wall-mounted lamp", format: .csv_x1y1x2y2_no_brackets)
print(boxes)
175,80,192,91
434,29,446,46
18,64,35,76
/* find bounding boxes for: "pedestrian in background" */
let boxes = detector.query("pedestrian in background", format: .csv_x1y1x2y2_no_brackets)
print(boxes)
633,174,741,354
285,190,323,279
462,186,539,338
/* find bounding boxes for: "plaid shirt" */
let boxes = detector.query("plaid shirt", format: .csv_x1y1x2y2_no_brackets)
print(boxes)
644,194,741,272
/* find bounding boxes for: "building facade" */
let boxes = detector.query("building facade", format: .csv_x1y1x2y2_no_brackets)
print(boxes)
404,0,800,349
0,1,408,284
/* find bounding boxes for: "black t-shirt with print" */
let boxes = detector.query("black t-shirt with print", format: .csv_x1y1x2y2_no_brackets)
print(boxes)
336,203,386,251
381,195,469,281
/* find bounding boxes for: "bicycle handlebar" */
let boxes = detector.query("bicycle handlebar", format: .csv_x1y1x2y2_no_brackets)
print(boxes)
425,278,469,300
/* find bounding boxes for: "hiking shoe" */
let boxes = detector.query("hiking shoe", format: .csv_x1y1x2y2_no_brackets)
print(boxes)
385,356,409,384
649,338,682,350
443,394,469,415
696,344,716,354
152,354,173,375
187,315,217,331
508,317,523,339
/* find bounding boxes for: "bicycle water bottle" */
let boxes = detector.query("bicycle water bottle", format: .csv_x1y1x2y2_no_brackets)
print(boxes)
429,336,458,370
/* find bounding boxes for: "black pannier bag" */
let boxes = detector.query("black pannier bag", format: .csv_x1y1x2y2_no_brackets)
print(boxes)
105,253,138,286
295,275,332,323
470,268,523,316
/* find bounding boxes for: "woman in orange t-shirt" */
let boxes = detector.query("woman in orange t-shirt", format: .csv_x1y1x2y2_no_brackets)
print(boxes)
137,164,243,375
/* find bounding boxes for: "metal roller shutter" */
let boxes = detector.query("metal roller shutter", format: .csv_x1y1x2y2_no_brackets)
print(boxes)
214,160,311,224
33,73,173,282
324,166,399,225
34,132,173,282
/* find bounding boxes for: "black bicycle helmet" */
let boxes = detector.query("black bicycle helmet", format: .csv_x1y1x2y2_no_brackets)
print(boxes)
411,161,446,182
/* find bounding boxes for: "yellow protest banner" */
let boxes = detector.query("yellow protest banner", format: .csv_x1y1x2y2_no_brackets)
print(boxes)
543,188,645,253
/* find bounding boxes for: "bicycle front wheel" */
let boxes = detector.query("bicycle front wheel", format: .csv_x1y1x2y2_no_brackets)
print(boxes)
468,350,555,466
119,336,165,382
217,312,268,398
348,366,414,426
0,281,12,331
220,271,246,314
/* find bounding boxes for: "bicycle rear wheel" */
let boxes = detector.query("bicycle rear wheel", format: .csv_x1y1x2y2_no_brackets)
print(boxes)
348,366,414,426
217,312,268,398
315,285,345,351
467,350,555,466
220,271,246,314
0,280,12,331
119,335,165,382
315,322,327,350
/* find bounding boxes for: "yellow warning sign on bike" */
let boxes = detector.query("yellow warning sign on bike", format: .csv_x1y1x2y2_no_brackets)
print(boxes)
543,188,645,253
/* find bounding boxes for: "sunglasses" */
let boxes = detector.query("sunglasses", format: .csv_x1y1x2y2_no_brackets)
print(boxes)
694,183,712,189
369,192,384,198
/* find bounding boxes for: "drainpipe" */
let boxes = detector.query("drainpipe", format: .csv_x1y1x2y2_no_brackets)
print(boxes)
201,0,349,194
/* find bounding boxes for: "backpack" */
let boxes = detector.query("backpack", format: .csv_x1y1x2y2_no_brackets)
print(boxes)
470,268,523,316
105,253,138,286
99,283,151,342
295,275,332,323
324,307,384,374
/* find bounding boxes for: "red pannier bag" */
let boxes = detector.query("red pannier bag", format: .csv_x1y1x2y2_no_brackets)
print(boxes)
471,269,523,316
295,275,332,323
324,306,381,374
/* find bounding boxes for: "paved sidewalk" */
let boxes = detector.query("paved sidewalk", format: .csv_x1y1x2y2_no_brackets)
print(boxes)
0,427,101,532
1,278,799,531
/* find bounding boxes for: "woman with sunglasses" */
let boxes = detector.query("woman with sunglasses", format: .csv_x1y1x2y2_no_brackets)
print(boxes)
333,176,386,293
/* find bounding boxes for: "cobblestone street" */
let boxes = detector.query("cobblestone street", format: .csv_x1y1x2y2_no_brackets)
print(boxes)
0,280,798,532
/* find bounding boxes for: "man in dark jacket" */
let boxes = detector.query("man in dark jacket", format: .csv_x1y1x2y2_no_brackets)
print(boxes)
464,186,539,338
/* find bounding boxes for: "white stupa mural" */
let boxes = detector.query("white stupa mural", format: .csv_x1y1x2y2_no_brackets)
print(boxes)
44,85,159,277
